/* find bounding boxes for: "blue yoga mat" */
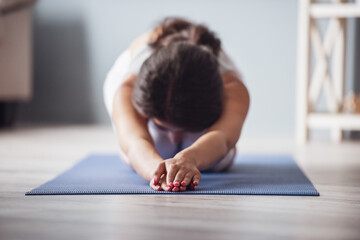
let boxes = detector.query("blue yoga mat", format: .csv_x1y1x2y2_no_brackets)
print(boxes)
26,154,319,196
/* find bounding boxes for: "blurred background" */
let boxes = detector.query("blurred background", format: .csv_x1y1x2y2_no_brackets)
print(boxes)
1,2,360,239
0,0,359,140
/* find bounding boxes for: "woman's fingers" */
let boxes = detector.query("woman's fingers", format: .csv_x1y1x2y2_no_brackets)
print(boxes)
150,172,200,192
161,181,172,191
149,180,162,191
160,176,172,191
192,173,201,186
166,164,179,186
149,165,199,192
150,169,167,192
153,162,166,185
181,172,193,187
179,185,186,192
173,170,187,187
172,186,180,192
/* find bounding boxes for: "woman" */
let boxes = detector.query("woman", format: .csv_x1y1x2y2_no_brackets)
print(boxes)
103,17,250,192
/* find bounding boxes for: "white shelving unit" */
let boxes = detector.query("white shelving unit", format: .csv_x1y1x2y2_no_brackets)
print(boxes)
296,0,360,143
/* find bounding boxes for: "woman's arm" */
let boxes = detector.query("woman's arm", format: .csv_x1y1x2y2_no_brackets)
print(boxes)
110,28,167,186
175,71,250,171
112,75,164,181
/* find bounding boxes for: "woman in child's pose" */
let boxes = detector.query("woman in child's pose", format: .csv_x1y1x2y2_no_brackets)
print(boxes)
104,17,250,192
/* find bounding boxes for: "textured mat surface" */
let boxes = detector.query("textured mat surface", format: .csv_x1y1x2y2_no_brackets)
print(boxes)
26,154,319,196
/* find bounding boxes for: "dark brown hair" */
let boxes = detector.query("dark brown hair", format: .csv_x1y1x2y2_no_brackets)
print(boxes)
132,17,224,132
148,17,221,57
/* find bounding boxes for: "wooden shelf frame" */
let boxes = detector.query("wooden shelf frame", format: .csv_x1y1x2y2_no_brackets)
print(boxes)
311,3,360,18
296,0,359,143
308,113,360,129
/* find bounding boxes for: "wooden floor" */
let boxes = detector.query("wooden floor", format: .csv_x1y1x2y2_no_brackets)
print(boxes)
0,125,359,240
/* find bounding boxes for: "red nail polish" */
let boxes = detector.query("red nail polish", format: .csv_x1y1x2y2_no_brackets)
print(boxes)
153,178,157,185
169,182,174,188
157,186,161,191
181,181,186,186
193,181,198,185
172,187,179,191
174,181,180,187
180,186,185,191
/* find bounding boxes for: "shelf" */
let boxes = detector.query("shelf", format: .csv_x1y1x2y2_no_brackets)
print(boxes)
310,3,360,18
308,113,360,130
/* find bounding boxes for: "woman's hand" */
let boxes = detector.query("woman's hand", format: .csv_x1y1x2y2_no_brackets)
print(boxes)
149,172,198,192
150,156,201,192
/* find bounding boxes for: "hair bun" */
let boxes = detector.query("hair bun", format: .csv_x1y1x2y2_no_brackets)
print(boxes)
149,17,222,57
188,24,221,57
